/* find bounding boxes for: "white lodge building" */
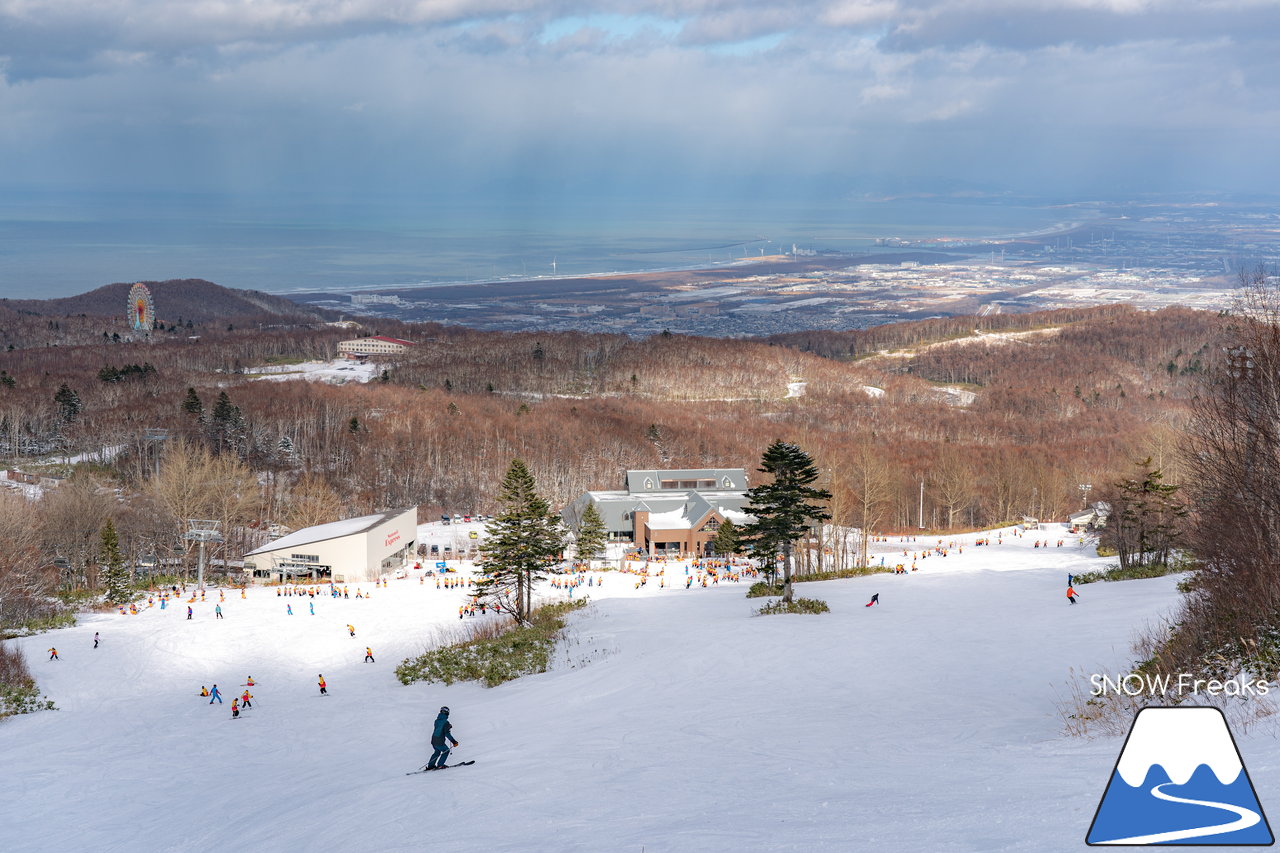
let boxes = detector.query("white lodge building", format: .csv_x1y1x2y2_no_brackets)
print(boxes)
244,508,417,583
337,336,415,358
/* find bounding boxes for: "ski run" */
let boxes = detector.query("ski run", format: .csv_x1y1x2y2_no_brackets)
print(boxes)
3,522,1266,852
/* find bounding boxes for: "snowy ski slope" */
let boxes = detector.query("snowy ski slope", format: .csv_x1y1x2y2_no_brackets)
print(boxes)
3,524,1260,852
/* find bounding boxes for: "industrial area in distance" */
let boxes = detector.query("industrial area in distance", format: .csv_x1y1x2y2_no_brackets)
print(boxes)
291,200,1277,336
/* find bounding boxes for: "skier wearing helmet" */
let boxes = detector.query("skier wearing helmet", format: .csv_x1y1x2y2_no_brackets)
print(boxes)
427,706,459,770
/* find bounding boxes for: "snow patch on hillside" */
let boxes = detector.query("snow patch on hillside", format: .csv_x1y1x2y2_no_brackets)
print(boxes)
245,359,378,384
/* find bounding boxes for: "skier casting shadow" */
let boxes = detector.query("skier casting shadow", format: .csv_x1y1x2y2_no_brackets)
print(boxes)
426,706,459,770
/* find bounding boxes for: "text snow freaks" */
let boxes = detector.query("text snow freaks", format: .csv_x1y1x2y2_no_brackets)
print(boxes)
1090,673,1271,698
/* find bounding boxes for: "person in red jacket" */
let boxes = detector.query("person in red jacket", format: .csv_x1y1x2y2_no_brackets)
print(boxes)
1067,585,1080,605
318,674,327,695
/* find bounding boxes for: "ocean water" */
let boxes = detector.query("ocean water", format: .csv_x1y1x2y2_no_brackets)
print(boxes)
0,191,1076,299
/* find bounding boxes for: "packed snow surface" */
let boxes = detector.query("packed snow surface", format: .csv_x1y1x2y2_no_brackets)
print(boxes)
2,524,1254,852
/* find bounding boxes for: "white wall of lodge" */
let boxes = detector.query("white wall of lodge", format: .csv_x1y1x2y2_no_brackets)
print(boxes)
245,509,417,584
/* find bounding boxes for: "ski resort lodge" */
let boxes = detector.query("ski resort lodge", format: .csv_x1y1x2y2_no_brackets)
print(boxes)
563,468,754,557
337,336,415,358
243,508,417,583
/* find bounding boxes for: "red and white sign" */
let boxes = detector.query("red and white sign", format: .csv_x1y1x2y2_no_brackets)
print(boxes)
384,530,401,548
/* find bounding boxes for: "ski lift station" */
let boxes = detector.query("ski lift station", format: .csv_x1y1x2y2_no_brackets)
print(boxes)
243,508,417,583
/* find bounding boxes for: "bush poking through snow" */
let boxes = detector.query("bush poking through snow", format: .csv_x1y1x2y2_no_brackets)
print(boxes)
395,600,587,688
1073,554,1194,585
756,597,830,615
747,582,783,598
0,642,54,718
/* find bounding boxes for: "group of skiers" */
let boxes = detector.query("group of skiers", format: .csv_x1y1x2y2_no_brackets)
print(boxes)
201,681,254,718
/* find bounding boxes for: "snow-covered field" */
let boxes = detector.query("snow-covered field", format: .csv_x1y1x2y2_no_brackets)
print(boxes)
244,358,379,384
3,525,1264,852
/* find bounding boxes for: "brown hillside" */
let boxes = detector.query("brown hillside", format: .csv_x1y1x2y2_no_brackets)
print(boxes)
0,279,333,325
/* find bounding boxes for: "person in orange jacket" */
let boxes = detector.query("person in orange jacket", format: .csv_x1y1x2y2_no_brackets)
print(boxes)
1067,585,1080,605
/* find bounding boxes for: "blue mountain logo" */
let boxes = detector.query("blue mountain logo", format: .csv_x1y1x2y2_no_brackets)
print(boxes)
1087,706,1274,846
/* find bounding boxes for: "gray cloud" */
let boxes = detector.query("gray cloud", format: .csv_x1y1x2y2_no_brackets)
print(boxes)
0,1,1277,198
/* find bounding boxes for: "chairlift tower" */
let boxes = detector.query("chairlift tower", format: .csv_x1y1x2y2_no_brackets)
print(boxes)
185,519,223,590
143,428,168,479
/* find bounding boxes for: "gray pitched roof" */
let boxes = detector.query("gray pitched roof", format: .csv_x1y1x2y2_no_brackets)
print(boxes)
624,468,747,493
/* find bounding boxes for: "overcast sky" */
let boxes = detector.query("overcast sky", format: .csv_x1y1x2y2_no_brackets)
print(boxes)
1,0,1277,202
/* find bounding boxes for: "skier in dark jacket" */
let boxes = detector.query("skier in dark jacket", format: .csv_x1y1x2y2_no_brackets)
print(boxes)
427,706,459,769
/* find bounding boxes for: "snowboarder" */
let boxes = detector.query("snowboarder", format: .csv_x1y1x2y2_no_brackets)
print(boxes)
48,647,58,660
309,601,314,616
318,674,327,696
1067,585,1080,605
187,606,193,620
209,684,223,704
200,686,210,697
215,604,223,620
93,632,99,649
427,706,459,769
286,604,293,616
231,698,240,719
365,647,375,663
245,676,255,686
865,594,879,608
241,690,253,709
347,624,355,637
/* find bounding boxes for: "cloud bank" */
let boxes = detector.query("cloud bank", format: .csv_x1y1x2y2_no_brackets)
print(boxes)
1,0,1276,198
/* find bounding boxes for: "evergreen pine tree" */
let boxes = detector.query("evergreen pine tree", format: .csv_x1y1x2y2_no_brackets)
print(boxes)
182,387,203,419
1101,457,1185,570
475,459,566,623
100,519,130,603
53,384,82,423
713,518,742,556
211,391,235,425
574,503,608,564
742,441,831,603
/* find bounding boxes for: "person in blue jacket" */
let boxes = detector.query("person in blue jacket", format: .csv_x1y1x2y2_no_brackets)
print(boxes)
426,706,459,769
209,684,223,704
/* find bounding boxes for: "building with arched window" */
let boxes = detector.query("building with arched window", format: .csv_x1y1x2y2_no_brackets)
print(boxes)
563,468,752,557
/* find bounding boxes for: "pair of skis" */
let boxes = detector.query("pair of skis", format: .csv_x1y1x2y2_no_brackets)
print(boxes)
406,760,475,775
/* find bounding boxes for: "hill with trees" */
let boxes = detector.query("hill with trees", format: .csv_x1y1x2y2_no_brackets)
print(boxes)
0,279,334,327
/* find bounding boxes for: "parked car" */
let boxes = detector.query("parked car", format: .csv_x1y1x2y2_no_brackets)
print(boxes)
441,514,451,525
463,514,472,523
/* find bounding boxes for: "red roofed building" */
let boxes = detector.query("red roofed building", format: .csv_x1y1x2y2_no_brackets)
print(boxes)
338,336,416,358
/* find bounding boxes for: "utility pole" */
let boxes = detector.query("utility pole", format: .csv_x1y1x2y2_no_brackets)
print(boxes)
918,480,925,530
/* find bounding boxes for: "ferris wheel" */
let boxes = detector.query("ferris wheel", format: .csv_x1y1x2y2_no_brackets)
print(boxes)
128,283,155,331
